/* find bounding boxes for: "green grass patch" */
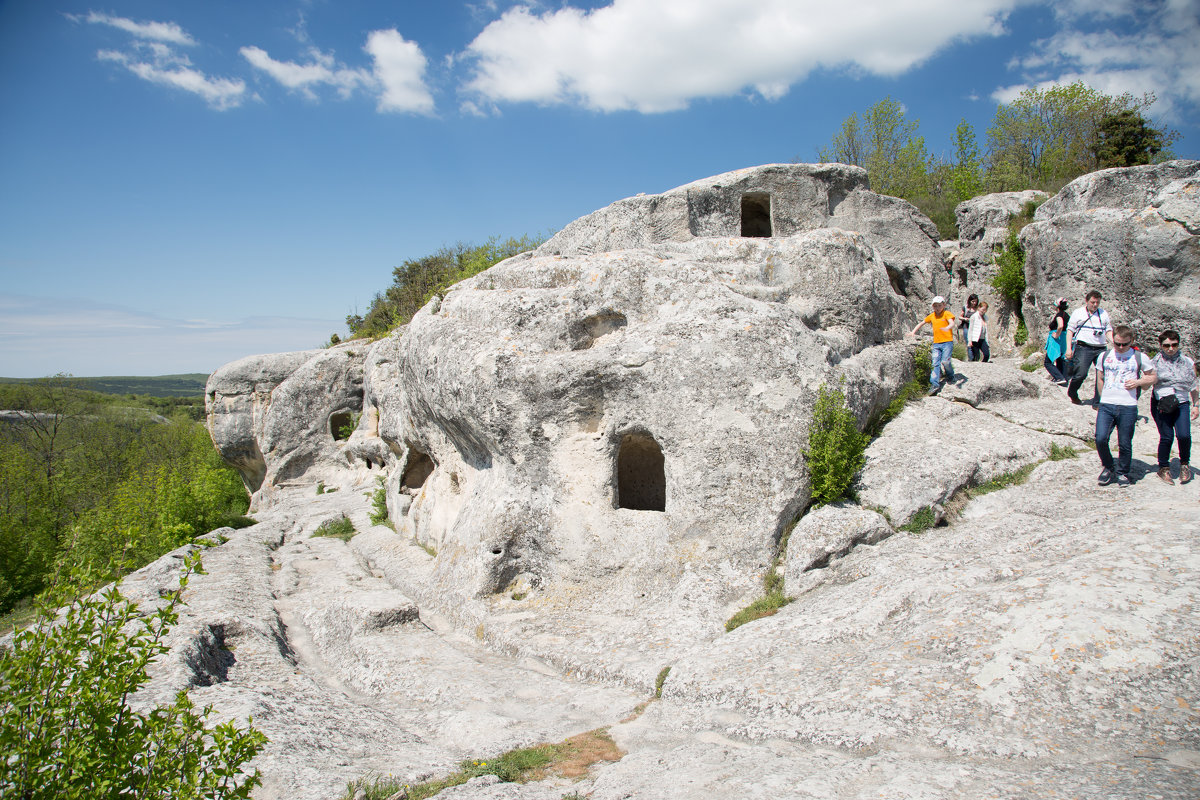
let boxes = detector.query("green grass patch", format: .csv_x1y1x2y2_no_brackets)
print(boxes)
952,342,968,361
314,515,356,541
899,506,936,533
724,515,799,632
344,730,622,800
655,666,671,698
1049,443,1078,461
725,591,793,632
965,463,1038,498
1019,361,1040,372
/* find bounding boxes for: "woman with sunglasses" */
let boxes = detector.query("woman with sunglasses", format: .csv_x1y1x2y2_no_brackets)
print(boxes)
1150,329,1199,485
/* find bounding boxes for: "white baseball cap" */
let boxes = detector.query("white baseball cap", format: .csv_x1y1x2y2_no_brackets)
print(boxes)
931,295,946,305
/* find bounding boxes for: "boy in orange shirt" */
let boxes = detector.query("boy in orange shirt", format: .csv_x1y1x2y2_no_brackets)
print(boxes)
907,296,957,394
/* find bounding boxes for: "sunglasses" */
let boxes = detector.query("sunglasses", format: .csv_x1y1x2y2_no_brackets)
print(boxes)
1113,341,1132,348
1161,342,1180,349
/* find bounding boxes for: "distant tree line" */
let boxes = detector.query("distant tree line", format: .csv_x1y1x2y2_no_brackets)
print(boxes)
340,234,548,341
815,82,1178,239
0,376,249,617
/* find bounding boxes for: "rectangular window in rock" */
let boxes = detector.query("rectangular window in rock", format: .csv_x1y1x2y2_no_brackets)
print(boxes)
741,192,772,237
616,432,666,511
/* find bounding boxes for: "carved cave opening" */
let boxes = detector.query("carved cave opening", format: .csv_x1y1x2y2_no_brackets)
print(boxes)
329,409,355,441
616,432,666,512
741,192,772,237
401,447,435,490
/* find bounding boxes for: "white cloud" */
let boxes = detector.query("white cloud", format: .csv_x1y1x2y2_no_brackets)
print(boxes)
995,0,1200,119
241,46,372,100
81,11,196,46
82,13,246,110
365,29,436,114
459,0,1025,113
99,46,246,111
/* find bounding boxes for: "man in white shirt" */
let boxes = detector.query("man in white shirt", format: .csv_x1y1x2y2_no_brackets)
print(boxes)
1094,325,1157,486
1065,290,1113,406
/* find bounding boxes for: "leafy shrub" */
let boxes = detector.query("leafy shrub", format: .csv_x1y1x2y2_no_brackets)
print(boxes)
1014,319,1029,346
0,551,266,799
804,383,869,508
368,476,389,526
991,230,1026,304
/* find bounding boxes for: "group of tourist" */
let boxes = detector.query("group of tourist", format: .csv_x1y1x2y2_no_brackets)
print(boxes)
909,290,1198,489
907,294,991,396
1046,290,1197,487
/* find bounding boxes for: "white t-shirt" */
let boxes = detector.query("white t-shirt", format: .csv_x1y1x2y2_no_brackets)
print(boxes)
1067,306,1112,347
1094,349,1155,406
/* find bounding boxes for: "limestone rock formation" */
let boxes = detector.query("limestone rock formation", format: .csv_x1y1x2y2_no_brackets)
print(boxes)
537,163,949,308
1022,160,1200,350
206,344,371,502
945,189,1050,354
186,163,1200,799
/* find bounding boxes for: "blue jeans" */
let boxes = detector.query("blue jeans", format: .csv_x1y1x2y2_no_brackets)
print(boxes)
930,342,954,389
1044,356,1067,383
1095,403,1138,476
1151,400,1192,468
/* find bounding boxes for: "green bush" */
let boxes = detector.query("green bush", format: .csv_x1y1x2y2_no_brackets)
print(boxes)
368,476,389,526
1014,319,1029,346
0,552,266,799
804,383,869,508
991,230,1026,304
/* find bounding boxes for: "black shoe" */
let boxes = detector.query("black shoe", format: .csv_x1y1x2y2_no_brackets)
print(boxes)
1115,473,1132,487
1071,397,1083,405
1098,468,1115,486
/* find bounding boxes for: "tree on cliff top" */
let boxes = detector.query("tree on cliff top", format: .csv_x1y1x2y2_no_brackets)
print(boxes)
345,234,546,340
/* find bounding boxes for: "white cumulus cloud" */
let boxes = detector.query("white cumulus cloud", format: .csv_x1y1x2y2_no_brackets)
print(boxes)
994,0,1200,120
81,13,246,110
98,46,246,111
459,0,1026,113
365,29,436,114
241,46,373,100
81,11,196,46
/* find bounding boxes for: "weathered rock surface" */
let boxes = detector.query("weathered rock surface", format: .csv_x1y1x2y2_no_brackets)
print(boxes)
536,163,949,309
144,374,1200,799
1022,160,1200,351
206,344,373,503
947,189,1050,355
185,164,1200,799
855,362,1084,527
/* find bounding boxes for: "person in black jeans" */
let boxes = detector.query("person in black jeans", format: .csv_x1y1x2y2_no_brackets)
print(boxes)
1150,329,1198,485
1064,290,1113,406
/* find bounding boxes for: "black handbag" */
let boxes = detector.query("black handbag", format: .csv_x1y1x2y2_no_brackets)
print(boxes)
1157,393,1180,415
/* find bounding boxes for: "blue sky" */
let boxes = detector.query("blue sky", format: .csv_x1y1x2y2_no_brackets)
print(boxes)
2,0,1197,378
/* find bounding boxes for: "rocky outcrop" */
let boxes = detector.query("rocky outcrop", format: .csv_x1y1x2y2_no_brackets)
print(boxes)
1022,160,1200,350
946,190,1050,354
190,163,1200,799
205,344,370,501
537,163,949,310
